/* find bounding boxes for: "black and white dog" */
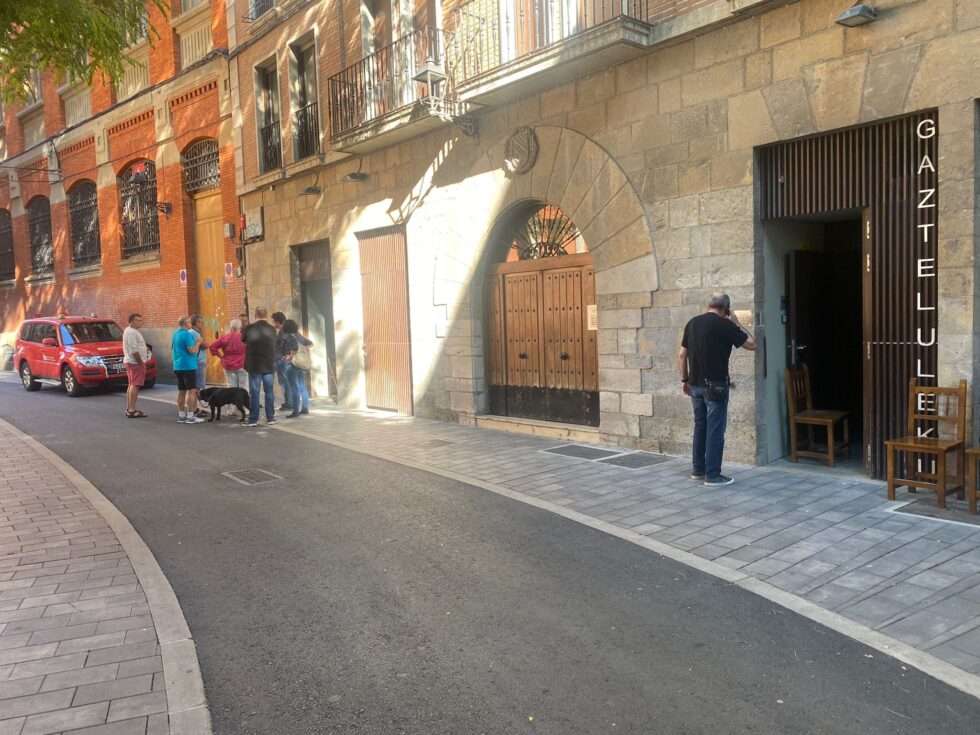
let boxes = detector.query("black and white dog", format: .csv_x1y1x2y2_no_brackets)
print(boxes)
198,387,249,422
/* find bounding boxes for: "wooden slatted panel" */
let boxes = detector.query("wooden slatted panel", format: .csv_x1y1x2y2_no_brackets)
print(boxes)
358,226,413,414
583,266,598,392
296,240,331,282
504,272,543,387
758,110,939,478
485,274,506,387
543,268,585,390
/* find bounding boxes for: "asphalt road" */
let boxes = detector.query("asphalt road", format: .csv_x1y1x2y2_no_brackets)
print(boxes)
2,376,980,734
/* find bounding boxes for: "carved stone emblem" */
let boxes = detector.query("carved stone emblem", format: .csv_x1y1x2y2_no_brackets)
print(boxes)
504,127,539,176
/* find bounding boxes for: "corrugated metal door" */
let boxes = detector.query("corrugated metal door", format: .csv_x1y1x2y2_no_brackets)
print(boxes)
357,226,412,414
192,191,227,386
759,110,939,478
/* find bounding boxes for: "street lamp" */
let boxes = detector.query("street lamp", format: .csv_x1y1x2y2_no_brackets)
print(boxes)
836,3,877,27
412,56,449,118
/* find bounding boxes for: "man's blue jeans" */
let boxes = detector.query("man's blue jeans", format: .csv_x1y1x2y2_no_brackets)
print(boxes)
248,372,275,423
690,384,730,480
275,358,292,407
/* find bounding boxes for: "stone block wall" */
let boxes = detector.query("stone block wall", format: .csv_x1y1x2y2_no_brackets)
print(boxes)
241,0,980,465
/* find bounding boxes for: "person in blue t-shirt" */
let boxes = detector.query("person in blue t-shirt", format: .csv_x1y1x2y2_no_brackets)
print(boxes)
171,316,204,424
190,314,210,418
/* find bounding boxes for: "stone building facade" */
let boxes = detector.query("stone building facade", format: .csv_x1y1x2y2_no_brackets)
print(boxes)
244,0,980,475
0,1,243,377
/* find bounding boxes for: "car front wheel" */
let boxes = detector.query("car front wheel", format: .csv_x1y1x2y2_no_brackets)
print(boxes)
61,366,84,397
20,363,40,392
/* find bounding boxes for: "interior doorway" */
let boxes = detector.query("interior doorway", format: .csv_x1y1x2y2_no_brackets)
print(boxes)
295,241,338,399
763,213,865,472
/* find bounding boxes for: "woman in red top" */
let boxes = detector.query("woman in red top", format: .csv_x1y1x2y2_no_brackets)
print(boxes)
209,319,248,388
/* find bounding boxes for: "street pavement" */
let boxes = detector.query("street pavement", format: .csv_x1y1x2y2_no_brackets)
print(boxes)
0,417,208,735
1,374,980,733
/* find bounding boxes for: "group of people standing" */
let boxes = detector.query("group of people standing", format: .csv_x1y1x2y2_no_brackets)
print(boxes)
165,307,314,426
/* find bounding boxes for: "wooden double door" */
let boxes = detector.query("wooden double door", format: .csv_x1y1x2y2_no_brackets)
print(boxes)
485,253,598,426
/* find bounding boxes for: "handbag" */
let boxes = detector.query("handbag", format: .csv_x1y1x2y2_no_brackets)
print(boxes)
291,338,312,371
704,377,729,401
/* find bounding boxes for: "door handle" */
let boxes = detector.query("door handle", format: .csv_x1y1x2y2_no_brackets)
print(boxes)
518,352,528,360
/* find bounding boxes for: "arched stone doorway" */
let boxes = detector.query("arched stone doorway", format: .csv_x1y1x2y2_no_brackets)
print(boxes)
484,201,598,426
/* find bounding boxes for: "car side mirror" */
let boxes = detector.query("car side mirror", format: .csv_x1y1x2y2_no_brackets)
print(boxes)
42,338,57,347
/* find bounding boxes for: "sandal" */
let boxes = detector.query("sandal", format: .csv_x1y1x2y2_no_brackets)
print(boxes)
125,410,148,418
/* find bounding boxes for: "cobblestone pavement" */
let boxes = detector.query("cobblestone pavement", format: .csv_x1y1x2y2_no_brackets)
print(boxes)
256,401,980,695
0,418,208,735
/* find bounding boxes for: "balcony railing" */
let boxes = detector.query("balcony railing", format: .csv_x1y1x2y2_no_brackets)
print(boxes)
328,26,454,138
293,101,320,160
450,0,651,83
259,119,282,172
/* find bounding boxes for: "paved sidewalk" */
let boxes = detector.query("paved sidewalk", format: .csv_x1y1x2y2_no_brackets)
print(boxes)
0,419,209,735
243,400,980,697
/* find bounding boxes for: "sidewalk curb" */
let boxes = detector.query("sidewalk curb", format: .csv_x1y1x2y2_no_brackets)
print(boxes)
0,417,213,735
270,421,980,702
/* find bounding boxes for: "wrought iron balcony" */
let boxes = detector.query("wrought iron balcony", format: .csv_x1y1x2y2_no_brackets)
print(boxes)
449,0,653,103
293,101,320,160
259,119,282,172
327,26,455,141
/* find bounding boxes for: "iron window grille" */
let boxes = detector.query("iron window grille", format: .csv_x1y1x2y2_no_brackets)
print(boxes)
68,180,101,267
249,0,274,20
0,210,13,280
181,139,221,193
27,197,53,275
119,161,161,258
293,101,319,161
260,120,282,172
500,205,582,260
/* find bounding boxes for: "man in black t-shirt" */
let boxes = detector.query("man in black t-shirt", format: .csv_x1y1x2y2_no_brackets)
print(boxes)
241,307,279,426
677,293,757,486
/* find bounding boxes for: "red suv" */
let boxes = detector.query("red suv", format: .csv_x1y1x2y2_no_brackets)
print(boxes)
14,316,157,396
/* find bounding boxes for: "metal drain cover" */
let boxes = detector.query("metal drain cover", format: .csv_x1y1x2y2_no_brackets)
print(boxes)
598,452,673,469
222,469,283,486
544,445,621,460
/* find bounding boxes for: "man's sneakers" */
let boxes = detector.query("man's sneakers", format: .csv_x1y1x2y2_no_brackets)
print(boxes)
184,415,206,424
704,475,734,486
690,472,705,480
243,421,258,428
267,419,277,425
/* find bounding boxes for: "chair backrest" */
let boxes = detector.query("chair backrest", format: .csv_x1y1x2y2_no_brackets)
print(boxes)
784,363,813,418
905,379,968,441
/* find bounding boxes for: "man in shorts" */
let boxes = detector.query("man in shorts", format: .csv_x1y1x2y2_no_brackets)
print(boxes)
123,313,148,418
171,316,205,424
190,314,210,418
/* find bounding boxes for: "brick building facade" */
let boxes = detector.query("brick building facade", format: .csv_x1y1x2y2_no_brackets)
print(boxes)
231,0,980,479
0,0,242,379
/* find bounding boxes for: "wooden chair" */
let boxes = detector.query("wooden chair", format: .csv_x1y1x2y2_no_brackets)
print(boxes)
785,364,850,467
885,379,968,509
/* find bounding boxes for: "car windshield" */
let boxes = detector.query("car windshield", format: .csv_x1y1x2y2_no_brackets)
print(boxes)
61,322,123,344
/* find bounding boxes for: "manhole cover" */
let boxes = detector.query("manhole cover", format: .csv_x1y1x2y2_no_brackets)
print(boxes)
544,445,622,460
414,439,456,449
598,452,673,469
222,469,283,486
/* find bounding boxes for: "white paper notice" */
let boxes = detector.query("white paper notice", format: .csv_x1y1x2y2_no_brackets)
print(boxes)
587,304,597,331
